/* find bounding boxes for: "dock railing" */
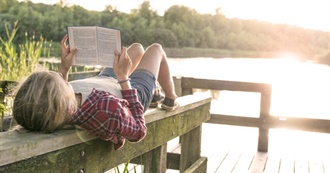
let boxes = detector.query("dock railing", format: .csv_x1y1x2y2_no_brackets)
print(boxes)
1,73,329,172
179,77,330,152
0,75,212,173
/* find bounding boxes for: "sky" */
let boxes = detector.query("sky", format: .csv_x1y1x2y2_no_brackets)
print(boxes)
27,0,330,32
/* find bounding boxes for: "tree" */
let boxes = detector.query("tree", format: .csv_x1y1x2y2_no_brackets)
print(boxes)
149,29,177,47
0,0,328,58
0,0,17,13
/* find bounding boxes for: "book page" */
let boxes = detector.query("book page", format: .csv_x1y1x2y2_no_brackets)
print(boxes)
67,26,98,66
96,27,121,67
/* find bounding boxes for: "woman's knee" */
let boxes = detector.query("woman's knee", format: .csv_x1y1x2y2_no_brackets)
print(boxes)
130,42,143,50
146,43,164,54
128,43,144,57
149,43,163,49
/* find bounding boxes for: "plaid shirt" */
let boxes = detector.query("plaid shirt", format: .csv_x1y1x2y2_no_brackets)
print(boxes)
70,88,147,150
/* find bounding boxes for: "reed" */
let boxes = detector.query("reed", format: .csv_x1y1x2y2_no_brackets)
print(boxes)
0,21,51,81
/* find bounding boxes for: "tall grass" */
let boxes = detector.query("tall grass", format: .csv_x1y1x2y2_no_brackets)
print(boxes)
0,21,51,81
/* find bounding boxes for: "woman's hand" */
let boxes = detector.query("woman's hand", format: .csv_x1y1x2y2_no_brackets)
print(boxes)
113,47,132,81
60,35,77,77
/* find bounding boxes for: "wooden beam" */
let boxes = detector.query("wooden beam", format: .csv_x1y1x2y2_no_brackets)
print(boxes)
180,126,202,172
207,113,330,133
131,144,167,173
181,77,271,93
0,94,211,173
183,157,208,173
166,152,180,170
207,114,260,127
265,116,330,133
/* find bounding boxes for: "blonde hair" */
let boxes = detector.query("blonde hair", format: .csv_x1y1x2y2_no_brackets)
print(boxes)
13,70,77,132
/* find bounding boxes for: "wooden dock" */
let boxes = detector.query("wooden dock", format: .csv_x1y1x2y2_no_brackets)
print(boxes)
200,124,330,173
1,75,329,173
163,123,330,173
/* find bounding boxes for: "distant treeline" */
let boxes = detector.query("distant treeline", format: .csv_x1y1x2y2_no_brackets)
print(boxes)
0,0,329,62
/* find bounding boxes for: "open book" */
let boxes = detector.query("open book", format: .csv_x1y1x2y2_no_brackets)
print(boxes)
67,26,121,67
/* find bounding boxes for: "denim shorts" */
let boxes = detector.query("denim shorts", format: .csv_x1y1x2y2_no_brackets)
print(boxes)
99,68,156,112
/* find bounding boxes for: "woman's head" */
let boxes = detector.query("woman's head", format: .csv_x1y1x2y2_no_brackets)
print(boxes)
13,70,77,132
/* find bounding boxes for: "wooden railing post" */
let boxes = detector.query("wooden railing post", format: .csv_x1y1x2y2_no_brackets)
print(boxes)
132,144,167,173
180,77,193,96
257,87,272,152
173,76,182,97
180,126,202,172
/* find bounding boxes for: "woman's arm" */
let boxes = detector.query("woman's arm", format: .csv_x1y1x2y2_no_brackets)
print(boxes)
59,34,77,81
114,47,132,90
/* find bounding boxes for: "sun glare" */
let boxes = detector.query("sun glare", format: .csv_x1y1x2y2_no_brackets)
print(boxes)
268,57,330,119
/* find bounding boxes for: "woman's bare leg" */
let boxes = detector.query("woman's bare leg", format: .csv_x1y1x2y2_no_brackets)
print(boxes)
135,43,176,100
127,43,144,75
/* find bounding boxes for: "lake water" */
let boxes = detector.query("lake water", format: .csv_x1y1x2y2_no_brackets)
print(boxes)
168,57,330,157
168,57,330,119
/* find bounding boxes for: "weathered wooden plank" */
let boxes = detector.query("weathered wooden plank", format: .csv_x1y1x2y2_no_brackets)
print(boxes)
208,114,330,133
200,138,228,173
232,152,255,173
263,155,280,173
207,114,260,127
265,116,330,133
166,153,180,170
215,151,241,173
0,128,96,167
183,157,207,173
208,150,229,173
279,157,294,173
181,77,272,93
144,93,212,124
166,142,181,170
0,94,211,167
294,157,308,173
0,94,211,173
309,159,324,173
248,152,268,173
169,142,181,154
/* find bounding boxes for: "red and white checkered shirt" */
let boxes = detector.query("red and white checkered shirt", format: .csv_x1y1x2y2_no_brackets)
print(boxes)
70,88,147,150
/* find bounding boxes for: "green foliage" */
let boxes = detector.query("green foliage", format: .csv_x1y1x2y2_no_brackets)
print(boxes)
113,161,138,173
0,0,329,61
0,21,50,80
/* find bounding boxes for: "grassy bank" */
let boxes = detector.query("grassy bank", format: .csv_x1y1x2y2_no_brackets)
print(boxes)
41,43,330,65
164,47,304,59
164,47,330,66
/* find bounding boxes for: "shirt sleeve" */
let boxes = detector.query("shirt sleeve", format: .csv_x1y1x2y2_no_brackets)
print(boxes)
116,89,147,142
70,89,147,150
